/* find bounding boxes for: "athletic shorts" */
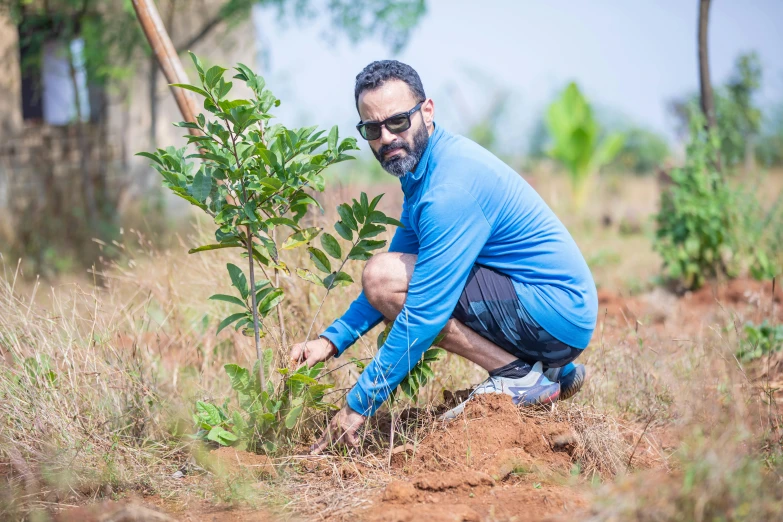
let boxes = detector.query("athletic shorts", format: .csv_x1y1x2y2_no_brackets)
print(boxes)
451,264,582,368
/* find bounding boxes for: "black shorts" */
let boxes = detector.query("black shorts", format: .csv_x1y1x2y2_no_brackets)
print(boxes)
451,265,582,368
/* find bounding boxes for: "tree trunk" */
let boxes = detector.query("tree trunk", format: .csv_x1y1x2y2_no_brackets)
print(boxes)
698,0,717,131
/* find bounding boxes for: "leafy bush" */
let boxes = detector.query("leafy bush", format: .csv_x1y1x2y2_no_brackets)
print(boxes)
137,54,404,453
545,82,624,208
193,350,335,453
736,320,783,362
654,109,740,291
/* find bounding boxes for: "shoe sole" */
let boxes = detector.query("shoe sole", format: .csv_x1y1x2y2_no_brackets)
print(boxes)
558,365,586,401
512,385,560,406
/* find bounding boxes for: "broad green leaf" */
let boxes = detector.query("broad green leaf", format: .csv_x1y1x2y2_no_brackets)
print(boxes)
258,289,284,316
320,233,342,259
359,223,385,238
205,65,227,90
224,363,251,393
337,204,357,231
327,125,338,151
308,247,331,273
358,239,386,251
189,51,204,76
282,227,322,250
369,193,384,212
135,151,163,165
227,263,249,299
360,192,369,213
287,373,318,385
196,401,222,426
207,425,238,446
209,294,247,308
217,312,246,334
352,200,366,224
323,271,354,289
296,268,324,287
285,400,304,429
170,83,210,98
191,170,212,202
334,221,353,241
347,246,372,261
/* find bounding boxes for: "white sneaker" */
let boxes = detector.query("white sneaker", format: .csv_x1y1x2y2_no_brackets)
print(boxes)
438,362,560,421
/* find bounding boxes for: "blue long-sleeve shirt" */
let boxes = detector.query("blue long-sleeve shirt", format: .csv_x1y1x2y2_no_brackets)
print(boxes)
321,123,597,416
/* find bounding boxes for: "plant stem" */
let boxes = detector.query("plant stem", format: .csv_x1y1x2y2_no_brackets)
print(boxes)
247,225,265,389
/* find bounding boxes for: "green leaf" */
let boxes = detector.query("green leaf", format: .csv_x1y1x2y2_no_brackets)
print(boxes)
320,233,342,259
207,425,238,446
196,401,222,426
357,239,386,251
224,364,251,393
296,268,324,287
191,170,212,202
369,193,384,212
323,271,354,289
282,227,322,250
288,373,318,385
337,204,358,231
135,151,163,165
285,400,304,429
334,221,353,241
360,192,369,214
258,289,284,316
209,294,248,308
227,263,249,299
327,125,338,151
308,247,332,273
170,83,210,98
352,200,366,224
188,242,243,254
347,246,372,261
359,223,385,238
217,312,246,334
205,66,227,90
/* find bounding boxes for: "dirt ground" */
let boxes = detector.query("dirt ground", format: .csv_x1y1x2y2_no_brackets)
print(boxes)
48,277,783,521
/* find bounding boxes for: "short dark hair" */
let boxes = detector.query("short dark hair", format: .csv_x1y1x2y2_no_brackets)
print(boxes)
354,60,426,113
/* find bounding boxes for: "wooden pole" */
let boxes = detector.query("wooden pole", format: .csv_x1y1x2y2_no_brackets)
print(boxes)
131,0,200,135
698,0,716,132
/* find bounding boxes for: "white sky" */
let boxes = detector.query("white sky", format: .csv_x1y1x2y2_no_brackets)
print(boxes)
251,0,783,156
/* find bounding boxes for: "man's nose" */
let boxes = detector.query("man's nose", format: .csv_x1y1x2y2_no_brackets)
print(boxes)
379,125,397,145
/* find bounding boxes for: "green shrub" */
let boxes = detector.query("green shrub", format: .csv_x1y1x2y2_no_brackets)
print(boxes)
736,320,783,362
654,110,740,291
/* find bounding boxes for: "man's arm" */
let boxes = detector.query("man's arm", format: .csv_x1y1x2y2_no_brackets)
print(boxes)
319,202,419,356
345,185,492,415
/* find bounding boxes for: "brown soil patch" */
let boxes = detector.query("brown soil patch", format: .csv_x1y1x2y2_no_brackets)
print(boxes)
361,395,589,522
203,446,278,478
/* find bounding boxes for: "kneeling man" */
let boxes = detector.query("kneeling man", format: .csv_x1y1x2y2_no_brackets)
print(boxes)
291,60,597,454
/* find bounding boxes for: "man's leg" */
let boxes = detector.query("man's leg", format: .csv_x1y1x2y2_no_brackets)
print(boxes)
361,252,517,373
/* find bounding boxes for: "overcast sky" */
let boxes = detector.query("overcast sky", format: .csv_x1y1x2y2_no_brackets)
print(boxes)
251,0,783,155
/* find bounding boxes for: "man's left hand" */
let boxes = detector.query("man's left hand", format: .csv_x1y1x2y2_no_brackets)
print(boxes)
310,405,366,455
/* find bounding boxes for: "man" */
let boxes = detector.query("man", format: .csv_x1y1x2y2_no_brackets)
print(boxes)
290,60,597,454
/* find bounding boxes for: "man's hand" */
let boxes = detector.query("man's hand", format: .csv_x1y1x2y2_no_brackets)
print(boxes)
310,405,366,455
289,337,337,370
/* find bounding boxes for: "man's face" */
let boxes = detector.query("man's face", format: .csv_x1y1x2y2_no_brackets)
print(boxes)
357,80,435,178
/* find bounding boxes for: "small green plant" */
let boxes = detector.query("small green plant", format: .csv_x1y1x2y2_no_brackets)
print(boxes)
192,350,335,452
654,108,740,291
137,54,401,452
736,320,783,362
545,82,624,208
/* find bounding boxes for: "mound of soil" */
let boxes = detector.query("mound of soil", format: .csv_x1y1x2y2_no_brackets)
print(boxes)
362,395,588,522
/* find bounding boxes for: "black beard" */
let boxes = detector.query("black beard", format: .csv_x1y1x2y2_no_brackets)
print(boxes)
372,124,430,178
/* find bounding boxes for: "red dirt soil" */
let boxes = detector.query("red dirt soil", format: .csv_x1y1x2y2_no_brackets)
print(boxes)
360,395,588,522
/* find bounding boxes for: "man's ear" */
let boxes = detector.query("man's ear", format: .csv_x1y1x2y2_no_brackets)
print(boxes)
422,98,435,128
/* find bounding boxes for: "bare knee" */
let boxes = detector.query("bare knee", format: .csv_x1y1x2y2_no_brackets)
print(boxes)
362,252,412,309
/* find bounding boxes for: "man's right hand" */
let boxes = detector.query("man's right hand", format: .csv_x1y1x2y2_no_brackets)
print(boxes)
289,337,337,370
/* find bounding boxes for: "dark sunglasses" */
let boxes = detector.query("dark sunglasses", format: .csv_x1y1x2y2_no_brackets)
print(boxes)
356,101,424,141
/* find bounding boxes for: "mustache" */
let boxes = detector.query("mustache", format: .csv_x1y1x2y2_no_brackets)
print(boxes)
378,141,411,158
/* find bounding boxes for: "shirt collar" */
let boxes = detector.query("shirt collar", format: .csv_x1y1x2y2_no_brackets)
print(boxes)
400,121,443,194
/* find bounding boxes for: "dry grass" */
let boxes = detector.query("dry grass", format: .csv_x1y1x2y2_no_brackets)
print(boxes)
0,175,781,520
